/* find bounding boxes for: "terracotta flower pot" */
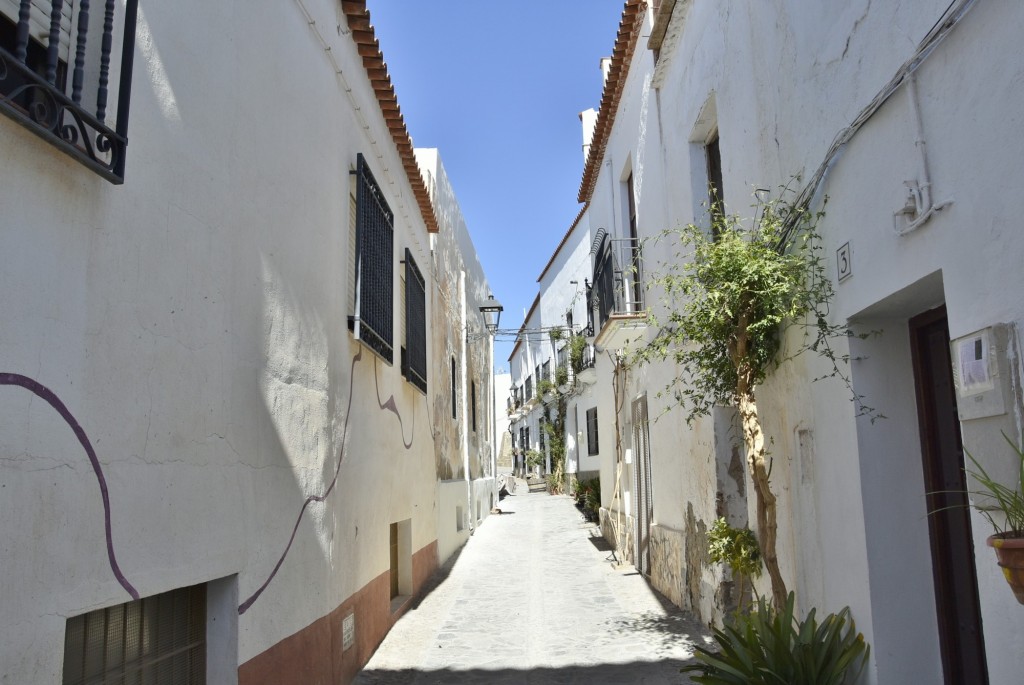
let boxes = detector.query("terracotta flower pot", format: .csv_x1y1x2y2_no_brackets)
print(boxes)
987,534,1024,604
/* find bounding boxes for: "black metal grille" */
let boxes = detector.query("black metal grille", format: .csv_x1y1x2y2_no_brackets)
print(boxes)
63,583,206,685
351,153,394,363
0,0,138,183
591,236,644,332
524,375,533,402
402,248,427,393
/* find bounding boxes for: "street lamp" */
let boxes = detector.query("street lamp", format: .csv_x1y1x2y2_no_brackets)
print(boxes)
479,295,503,334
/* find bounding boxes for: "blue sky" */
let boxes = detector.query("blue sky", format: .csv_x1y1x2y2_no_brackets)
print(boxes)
369,2,626,369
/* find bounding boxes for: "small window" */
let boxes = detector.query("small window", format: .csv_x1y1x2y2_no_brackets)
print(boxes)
586,407,599,456
705,131,724,233
63,584,206,685
401,249,427,393
349,153,394,363
471,380,477,433
451,356,457,420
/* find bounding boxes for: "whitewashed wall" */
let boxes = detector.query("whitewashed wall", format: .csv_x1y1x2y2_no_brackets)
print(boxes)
0,0,440,680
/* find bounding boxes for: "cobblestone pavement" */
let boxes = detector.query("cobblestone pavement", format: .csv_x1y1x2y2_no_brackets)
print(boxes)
355,491,709,684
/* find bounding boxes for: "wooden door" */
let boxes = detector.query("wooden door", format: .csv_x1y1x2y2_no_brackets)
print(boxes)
910,306,988,684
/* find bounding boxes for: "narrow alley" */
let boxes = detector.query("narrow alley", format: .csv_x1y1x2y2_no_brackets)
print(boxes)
355,490,708,684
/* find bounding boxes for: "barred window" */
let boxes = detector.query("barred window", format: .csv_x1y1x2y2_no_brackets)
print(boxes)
349,153,394,363
470,379,477,433
0,0,139,182
586,407,599,456
63,584,206,685
401,249,427,393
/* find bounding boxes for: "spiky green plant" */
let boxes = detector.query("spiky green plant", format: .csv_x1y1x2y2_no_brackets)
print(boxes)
682,592,869,685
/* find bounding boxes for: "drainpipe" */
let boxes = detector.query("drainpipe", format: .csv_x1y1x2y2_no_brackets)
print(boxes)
893,74,953,235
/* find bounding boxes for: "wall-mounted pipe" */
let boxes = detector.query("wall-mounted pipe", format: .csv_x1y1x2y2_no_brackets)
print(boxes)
893,74,953,236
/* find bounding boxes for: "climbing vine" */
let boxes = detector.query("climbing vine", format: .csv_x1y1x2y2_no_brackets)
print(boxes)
633,192,868,608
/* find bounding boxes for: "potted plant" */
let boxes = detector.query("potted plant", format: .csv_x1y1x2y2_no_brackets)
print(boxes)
966,434,1024,603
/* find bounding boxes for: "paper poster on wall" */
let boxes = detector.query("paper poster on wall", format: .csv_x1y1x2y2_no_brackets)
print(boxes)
956,331,994,396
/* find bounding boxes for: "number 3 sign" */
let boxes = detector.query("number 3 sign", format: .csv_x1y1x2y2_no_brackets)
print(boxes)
836,242,852,282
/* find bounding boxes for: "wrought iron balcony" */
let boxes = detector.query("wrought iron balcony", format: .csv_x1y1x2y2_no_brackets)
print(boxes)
591,236,647,349
0,0,138,183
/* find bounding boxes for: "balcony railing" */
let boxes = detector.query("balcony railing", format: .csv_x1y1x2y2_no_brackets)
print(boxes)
592,236,645,333
0,0,138,183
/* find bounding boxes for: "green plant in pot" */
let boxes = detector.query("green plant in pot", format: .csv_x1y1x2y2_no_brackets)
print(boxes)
966,434,1024,603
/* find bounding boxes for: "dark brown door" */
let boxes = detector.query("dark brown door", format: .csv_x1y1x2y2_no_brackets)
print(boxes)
910,306,988,685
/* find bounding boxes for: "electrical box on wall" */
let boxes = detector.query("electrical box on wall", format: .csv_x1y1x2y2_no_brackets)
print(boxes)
950,323,1017,421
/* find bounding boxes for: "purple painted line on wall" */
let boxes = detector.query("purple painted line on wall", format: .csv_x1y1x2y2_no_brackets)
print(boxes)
0,373,140,600
238,348,364,615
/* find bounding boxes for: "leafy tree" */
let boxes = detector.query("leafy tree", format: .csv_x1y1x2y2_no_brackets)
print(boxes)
634,195,859,608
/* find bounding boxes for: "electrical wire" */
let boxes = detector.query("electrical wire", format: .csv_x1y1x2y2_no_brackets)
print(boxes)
779,0,978,246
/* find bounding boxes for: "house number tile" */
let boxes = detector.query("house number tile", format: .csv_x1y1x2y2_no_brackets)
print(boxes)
837,242,852,282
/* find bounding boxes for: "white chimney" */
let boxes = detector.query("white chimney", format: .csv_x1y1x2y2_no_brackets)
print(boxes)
579,108,598,165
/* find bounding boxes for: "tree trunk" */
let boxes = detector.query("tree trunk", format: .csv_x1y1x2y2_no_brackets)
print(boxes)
737,387,788,609
732,304,788,609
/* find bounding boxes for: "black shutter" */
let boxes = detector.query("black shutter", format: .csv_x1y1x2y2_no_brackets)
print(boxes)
351,153,394,363
402,249,427,392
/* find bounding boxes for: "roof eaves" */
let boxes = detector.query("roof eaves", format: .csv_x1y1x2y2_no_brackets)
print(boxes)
577,0,648,204
507,294,541,362
342,1,440,234
536,203,590,283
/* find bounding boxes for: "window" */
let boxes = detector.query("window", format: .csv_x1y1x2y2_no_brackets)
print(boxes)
349,153,394,363
0,0,138,182
524,375,533,401
541,361,550,383
401,249,427,393
586,407,599,456
566,308,574,331
62,583,205,685
471,380,477,433
706,131,724,233
450,356,457,419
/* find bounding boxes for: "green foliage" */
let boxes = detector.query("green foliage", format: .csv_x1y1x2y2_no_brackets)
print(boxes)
707,518,762,579
536,378,556,399
574,478,601,520
555,364,569,388
549,327,563,342
525,450,543,470
681,593,870,685
965,434,1024,536
635,198,842,421
568,333,588,374
547,458,566,494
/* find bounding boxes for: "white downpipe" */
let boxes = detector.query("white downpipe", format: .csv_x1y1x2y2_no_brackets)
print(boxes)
894,74,953,235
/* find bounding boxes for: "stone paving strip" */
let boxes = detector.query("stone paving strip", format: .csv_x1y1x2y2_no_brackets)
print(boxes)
355,491,709,684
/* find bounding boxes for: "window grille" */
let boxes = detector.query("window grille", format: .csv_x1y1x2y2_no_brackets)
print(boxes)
349,153,394,363
0,0,139,182
401,248,427,393
524,375,532,401
586,408,599,456
541,361,550,382
63,583,206,685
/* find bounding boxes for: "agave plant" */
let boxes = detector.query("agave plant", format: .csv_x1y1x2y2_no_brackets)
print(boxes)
681,592,869,685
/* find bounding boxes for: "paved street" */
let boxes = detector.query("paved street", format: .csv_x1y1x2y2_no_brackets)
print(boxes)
355,491,708,684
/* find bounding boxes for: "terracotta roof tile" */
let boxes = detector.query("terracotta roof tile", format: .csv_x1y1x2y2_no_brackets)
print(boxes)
577,0,647,204
343,1,439,234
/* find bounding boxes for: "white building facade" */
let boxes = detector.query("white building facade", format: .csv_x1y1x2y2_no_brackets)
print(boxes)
541,0,1024,683
0,2,496,683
